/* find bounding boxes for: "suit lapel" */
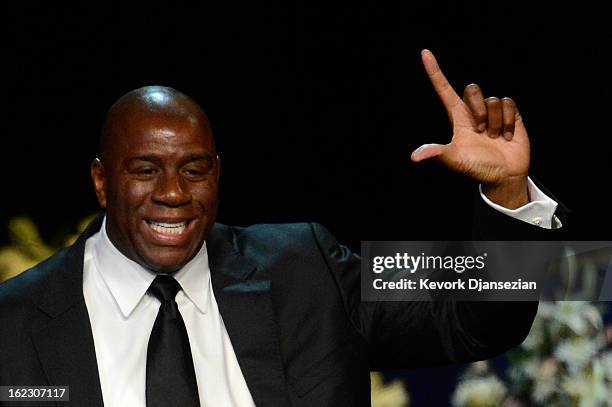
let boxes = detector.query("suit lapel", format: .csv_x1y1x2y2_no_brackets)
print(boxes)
30,215,104,406
30,301,104,406
207,225,290,406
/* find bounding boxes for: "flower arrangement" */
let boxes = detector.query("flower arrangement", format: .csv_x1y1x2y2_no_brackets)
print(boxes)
452,301,612,407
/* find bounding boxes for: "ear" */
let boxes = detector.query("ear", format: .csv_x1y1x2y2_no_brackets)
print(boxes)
91,158,107,208
215,154,221,184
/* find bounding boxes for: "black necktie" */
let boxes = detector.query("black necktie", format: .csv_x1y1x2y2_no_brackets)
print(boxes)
146,275,200,407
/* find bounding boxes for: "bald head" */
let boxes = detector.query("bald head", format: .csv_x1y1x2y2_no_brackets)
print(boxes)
99,86,214,163
91,85,221,273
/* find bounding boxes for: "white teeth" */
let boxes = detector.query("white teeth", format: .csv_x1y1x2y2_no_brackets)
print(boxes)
150,221,187,228
148,221,188,235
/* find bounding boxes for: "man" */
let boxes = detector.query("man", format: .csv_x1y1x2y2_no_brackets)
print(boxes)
0,50,564,406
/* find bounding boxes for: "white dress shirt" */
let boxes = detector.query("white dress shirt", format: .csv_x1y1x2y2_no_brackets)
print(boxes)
82,181,559,406
480,177,561,229
83,218,256,407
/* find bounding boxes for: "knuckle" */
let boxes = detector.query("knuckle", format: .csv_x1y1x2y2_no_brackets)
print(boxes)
465,83,480,93
476,113,488,122
439,80,452,91
485,97,500,106
502,97,515,107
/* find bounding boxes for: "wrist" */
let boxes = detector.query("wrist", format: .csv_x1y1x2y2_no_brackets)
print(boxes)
482,176,530,209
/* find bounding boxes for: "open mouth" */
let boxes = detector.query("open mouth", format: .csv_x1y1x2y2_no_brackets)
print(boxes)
147,220,189,235
143,218,199,245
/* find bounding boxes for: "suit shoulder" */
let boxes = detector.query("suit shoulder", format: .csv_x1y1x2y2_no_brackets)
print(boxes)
233,222,330,248
238,222,314,237
216,222,334,261
0,247,68,309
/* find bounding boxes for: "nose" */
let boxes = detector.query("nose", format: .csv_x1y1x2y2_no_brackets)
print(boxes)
151,172,192,207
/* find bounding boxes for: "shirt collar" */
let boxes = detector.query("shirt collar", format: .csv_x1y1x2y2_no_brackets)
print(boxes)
93,217,210,318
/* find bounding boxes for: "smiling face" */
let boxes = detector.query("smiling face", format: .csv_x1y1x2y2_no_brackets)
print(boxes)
91,87,219,273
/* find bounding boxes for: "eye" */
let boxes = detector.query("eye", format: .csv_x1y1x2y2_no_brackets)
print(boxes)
131,166,159,179
181,161,215,180
182,167,206,179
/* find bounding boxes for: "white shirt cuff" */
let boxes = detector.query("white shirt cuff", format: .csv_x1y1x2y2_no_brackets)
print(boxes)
479,177,562,229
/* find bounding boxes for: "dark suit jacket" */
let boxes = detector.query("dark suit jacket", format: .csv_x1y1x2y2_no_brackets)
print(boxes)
0,194,567,406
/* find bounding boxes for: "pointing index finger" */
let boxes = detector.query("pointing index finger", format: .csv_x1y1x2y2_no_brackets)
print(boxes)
421,49,461,112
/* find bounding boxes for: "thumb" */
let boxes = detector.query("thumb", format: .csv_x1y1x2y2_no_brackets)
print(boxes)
410,143,447,162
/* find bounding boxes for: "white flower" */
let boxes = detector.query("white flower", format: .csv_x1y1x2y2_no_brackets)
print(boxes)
536,301,557,318
452,376,506,407
601,351,612,381
554,338,598,373
553,302,602,337
519,358,559,404
561,360,610,407
521,358,543,379
532,377,557,404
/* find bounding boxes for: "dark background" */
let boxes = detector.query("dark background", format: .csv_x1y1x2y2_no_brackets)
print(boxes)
3,1,610,248
2,1,610,404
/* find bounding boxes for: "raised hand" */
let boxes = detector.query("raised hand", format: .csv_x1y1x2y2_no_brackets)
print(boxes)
411,49,530,209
